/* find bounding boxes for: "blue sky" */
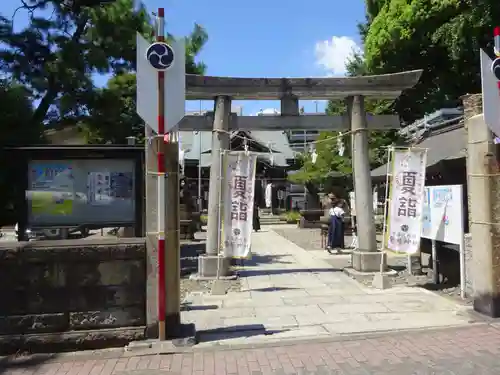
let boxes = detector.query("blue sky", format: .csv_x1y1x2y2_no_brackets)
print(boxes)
1,0,366,115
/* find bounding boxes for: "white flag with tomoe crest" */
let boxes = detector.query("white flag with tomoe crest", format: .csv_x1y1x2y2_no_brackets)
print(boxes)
386,148,427,253
223,151,257,258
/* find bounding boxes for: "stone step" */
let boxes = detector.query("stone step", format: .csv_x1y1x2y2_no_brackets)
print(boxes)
259,218,284,225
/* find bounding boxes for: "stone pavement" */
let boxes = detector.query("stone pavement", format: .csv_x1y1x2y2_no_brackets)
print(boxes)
4,324,500,374
182,227,475,347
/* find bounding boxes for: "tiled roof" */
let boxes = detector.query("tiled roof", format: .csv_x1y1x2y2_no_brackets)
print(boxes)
180,130,295,167
371,122,466,178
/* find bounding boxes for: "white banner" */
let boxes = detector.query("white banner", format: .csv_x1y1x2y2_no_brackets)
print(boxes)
223,152,257,258
349,191,356,216
386,149,427,253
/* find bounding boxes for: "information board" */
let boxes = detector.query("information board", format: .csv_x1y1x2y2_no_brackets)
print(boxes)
27,159,135,227
421,185,464,245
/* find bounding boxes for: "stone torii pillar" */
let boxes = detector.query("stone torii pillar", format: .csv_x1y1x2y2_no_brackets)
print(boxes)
348,95,379,269
181,71,423,275
197,96,232,278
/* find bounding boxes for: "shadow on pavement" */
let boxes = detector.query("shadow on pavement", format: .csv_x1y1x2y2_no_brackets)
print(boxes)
0,355,55,375
240,268,342,277
247,286,300,292
243,254,293,266
196,324,288,343
181,304,219,312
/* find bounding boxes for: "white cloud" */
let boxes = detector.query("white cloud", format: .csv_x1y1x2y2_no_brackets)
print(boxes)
314,36,361,76
252,108,280,116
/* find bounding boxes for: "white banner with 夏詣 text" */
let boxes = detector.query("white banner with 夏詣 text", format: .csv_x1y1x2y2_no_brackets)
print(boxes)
386,148,427,253
223,151,258,259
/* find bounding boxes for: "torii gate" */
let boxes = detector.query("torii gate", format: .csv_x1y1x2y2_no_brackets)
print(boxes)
178,72,423,277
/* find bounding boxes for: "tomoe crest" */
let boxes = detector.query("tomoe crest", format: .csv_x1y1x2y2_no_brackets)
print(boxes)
146,42,174,70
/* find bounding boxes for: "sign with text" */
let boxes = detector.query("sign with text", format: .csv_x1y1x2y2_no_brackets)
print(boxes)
386,149,427,253
421,185,464,245
222,152,257,258
28,159,135,227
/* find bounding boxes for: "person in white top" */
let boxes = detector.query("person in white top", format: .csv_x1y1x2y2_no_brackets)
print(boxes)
327,201,345,252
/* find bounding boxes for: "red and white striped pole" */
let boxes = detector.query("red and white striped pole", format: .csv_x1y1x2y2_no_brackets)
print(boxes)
494,26,500,57
156,7,167,341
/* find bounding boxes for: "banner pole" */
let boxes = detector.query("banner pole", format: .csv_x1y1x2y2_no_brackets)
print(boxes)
216,150,224,280
380,146,392,273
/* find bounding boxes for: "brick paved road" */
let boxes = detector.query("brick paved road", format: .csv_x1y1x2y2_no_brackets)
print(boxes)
3,324,500,374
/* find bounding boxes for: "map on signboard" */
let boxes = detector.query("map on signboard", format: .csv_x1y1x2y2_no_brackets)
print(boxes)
87,171,133,205
29,163,74,216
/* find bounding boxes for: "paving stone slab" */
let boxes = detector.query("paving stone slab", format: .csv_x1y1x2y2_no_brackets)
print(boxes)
282,295,346,306
254,305,323,317
294,313,370,326
320,303,390,314
222,297,286,308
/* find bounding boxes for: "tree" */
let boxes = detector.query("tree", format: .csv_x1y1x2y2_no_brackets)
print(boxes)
289,52,403,188
0,80,44,224
0,0,153,127
83,23,208,144
363,0,500,122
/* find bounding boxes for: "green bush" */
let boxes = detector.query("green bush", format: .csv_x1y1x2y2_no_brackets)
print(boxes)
280,211,301,223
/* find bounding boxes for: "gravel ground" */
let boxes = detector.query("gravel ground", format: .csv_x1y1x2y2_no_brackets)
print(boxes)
180,278,241,305
180,229,241,303
273,226,471,305
273,227,325,250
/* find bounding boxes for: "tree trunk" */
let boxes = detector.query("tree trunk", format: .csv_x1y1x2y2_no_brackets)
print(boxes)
305,182,320,209
32,16,89,125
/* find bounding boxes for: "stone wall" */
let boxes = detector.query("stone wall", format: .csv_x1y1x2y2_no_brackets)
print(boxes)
0,238,146,352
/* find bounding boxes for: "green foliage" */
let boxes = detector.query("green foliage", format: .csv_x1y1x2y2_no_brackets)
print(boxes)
82,72,144,144
280,211,301,222
363,0,500,122
289,50,404,187
288,131,352,185
0,0,153,127
0,80,44,224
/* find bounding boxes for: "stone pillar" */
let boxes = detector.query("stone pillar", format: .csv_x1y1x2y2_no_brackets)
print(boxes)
144,125,159,338
463,93,483,229
164,141,181,337
198,96,231,277
467,110,500,317
347,96,384,272
463,93,482,297
281,95,299,116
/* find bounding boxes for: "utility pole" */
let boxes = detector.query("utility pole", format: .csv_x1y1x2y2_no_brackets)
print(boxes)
155,6,181,340
155,7,167,341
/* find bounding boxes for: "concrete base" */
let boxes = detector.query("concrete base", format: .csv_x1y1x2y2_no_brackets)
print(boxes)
197,254,232,278
372,273,392,289
351,250,386,273
343,267,397,278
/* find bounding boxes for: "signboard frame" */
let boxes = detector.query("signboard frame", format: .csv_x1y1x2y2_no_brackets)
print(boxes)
12,145,144,238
